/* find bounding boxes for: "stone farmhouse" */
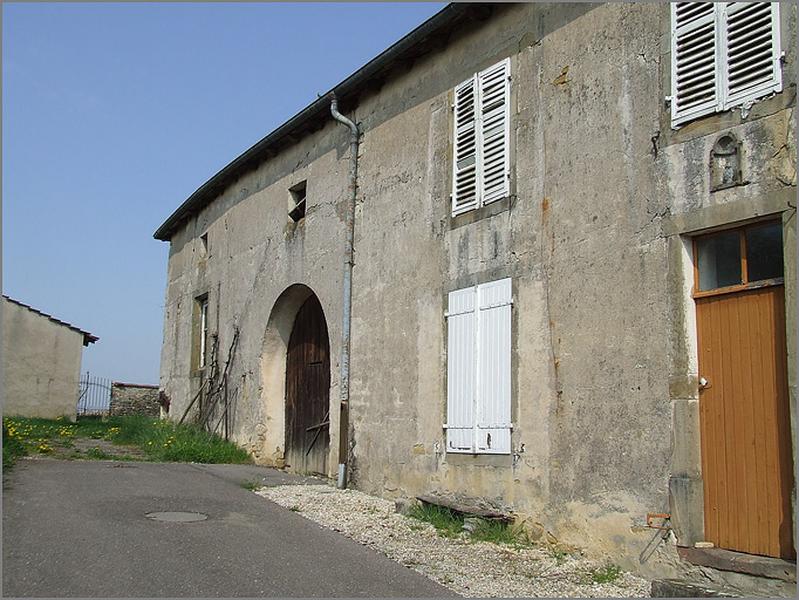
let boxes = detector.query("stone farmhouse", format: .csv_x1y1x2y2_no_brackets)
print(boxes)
155,3,796,588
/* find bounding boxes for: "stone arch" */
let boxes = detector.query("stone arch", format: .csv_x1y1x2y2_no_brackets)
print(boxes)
259,283,327,468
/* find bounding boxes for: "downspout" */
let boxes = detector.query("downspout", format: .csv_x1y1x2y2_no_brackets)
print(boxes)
330,94,359,489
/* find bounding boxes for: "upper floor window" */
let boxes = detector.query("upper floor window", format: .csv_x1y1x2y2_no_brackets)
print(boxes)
452,58,511,215
671,2,782,128
194,295,209,370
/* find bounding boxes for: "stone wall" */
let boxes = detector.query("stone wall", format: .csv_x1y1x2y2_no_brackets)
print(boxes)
109,383,160,417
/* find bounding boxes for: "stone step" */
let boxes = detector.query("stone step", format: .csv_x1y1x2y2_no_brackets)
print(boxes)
651,578,740,598
416,494,514,523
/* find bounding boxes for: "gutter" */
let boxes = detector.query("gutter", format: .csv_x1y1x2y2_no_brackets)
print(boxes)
330,95,360,490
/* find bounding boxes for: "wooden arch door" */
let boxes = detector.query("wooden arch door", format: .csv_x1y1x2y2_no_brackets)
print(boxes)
285,295,330,475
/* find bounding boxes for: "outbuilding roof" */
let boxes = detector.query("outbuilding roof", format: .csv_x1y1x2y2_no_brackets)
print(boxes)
153,2,498,241
2,295,99,346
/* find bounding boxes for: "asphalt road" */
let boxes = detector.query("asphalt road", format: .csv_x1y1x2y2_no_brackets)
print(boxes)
2,460,453,597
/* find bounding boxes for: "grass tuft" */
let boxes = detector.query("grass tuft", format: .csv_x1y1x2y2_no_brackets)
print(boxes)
550,547,570,563
3,420,27,470
240,479,262,491
469,518,530,548
84,447,115,460
407,503,464,538
589,564,622,584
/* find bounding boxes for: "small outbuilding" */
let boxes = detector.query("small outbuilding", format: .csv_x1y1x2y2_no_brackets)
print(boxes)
1,295,98,421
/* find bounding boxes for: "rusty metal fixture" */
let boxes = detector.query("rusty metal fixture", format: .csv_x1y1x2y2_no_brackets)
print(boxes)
646,512,671,530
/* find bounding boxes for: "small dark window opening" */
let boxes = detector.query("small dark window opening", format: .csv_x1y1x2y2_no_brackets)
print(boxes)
200,232,208,255
289,181,307,222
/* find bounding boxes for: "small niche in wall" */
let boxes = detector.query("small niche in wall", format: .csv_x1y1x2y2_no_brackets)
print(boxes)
288,181,307,222
200,232,209,255
710,134,743,192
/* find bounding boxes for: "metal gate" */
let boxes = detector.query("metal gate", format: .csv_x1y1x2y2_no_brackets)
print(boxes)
77,372,111,416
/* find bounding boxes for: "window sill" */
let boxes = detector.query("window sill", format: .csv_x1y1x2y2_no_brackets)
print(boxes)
449,196,514,230
444,452,512,467
660,89,793,148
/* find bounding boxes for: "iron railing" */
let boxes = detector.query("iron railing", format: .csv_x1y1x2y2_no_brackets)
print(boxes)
77,372,111,416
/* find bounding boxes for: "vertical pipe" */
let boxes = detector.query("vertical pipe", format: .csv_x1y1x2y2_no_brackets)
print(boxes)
330,94,360,489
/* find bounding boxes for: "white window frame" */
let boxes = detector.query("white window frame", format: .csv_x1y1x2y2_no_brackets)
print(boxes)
670,2,782,128
198,297,208,369
444,278,512,455
451,57,511,216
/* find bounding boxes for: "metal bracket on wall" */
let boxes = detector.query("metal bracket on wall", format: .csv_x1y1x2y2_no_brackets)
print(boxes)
646,512,672,530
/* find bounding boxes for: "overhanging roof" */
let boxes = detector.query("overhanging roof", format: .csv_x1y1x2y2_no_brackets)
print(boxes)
2,295,99,346
153,3,497,241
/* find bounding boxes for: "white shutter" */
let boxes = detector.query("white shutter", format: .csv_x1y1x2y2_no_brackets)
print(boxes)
478,58,510,205
452,76,479,215
722,2,781,107
476,278,512,454
446,286,477,452
672,2,719,125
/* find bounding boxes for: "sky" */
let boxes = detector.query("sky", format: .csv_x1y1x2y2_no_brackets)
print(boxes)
2,2,445,384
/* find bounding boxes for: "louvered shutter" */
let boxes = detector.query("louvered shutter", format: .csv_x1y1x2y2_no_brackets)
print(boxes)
478,58,510,205
452,76,479,215
446,286,477,452
722,2,781,107
476,278,512,454
672,2,719,125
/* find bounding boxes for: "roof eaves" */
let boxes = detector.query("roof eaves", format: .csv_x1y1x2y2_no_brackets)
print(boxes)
153,2,472,241
2,295,99,346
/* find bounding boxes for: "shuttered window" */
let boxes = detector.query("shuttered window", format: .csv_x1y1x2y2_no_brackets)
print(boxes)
445,278,512,454
452,58,511,215
671,2,782,127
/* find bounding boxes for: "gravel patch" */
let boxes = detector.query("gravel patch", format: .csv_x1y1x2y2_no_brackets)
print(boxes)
256,484,651,598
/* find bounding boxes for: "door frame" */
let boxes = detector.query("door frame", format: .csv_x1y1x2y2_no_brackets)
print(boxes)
260,284,336,475
691,219,793,558
664,202,796,559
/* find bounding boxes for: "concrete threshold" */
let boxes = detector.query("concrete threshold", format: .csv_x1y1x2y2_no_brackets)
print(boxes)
677,546,796,582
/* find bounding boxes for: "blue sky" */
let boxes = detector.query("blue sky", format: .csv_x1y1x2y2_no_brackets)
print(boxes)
2,2,444,384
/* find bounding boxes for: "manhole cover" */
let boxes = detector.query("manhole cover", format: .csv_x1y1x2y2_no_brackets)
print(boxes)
146,511,208,523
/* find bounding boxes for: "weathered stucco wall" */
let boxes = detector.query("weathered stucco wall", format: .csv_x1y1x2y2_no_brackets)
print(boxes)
158,2,796,584
2,298,84,421
659,3,797,589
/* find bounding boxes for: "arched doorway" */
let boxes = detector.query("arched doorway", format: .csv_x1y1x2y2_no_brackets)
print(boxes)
284,295,330,475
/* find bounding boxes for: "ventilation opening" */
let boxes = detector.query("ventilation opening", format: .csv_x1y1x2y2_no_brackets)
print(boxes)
289,181,307,222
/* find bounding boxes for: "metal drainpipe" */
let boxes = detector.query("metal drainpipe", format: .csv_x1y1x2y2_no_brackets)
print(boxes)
330,94,359,489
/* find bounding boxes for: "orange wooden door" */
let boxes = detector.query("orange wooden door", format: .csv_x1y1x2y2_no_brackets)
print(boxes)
697,285,794,559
